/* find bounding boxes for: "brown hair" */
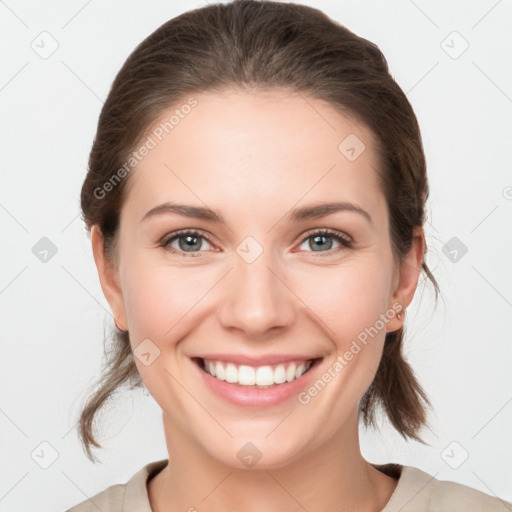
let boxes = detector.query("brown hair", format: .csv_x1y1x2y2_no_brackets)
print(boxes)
78,0,440,462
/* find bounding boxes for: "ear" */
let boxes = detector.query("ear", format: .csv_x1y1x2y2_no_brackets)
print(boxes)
386,226,424,333
91,225,127,330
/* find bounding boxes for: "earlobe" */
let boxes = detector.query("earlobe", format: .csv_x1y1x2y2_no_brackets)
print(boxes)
386,227,424,333
90,225,127,330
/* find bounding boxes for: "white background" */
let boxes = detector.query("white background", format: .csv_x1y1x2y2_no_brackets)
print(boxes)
1,0,511,510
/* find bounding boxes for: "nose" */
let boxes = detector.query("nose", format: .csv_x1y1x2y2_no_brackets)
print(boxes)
217,247,296,340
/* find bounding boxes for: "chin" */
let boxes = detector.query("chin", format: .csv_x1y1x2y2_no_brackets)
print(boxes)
203,435,312,471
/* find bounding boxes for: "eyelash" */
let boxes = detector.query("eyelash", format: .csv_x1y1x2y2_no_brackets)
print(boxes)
159,228,353,258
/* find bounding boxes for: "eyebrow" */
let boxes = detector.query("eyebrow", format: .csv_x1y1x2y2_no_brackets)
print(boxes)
141,201,373,226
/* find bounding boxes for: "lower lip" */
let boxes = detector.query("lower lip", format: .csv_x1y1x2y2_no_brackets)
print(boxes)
193,358,321,407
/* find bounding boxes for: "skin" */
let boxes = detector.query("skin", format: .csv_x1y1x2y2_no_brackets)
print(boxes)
91,88,424,512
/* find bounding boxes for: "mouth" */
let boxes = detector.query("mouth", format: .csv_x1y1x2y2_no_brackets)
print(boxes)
192,356,322,389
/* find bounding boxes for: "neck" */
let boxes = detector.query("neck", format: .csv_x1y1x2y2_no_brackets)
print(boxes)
148,410,398,512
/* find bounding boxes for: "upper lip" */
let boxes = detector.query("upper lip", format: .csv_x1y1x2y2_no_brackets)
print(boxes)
193,354,319,366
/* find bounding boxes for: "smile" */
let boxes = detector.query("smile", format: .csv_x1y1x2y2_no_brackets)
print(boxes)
200,358,315,388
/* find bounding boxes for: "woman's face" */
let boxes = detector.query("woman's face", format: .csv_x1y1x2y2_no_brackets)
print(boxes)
93,89,422,469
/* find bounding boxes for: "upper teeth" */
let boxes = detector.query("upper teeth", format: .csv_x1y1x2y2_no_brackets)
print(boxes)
204,359,313,387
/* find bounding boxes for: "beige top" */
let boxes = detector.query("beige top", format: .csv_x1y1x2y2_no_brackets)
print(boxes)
66,459,511,512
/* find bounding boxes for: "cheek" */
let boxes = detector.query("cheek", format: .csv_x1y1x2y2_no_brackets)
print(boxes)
122,261,204,343
120,258,208,403
291,255,393,343
122,249,394,345
295,260,393,412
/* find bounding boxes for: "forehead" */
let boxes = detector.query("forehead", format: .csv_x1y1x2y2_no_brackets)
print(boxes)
122,89,386,230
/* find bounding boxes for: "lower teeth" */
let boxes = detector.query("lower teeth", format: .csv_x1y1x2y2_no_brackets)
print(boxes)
234,383,277,389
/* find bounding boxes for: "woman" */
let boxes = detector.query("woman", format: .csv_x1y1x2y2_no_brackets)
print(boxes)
67,1,510,510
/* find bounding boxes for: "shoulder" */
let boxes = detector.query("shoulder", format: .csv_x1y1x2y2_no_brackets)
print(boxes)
65,459,169,512
387,465,512,512
66,483,126,512
427,471,512,512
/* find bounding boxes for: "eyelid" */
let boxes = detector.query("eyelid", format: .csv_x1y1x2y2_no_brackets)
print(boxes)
294,228,353,257
159,227,353,255
160,228,216,251
297,227,352,245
